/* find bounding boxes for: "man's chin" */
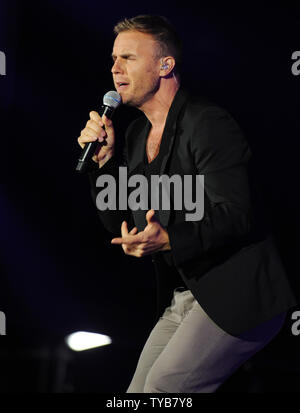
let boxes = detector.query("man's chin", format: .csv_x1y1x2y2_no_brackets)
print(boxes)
121,96,138,108
118,92,130,106
120,91,145,109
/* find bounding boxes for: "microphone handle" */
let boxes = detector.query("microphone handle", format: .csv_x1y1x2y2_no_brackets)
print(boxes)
75,105,114,173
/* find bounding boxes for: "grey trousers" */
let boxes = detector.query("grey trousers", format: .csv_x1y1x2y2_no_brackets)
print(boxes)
126,287,287,393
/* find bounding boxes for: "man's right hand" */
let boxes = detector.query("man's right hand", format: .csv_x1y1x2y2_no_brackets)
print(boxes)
78,111,115,167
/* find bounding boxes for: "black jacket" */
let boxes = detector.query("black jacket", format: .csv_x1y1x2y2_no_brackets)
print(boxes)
89,88,298,337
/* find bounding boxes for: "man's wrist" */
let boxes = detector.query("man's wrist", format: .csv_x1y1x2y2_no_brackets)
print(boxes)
161,230,171,251
98,151,114,168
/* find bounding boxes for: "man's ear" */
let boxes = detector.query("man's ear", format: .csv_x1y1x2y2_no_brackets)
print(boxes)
160,57,176,76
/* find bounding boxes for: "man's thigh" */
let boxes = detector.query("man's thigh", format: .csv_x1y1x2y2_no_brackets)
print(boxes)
127,287,195,393
143,298,287,393
126,315,180,392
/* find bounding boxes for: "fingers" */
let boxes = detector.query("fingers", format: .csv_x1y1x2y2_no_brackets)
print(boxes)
121,225,138,256
78,110,115,158
121,221,129,237
102,114,113,131
146,209,156,223
111,233,144,245
111,224,138,245
90,111,112,130
86,119,103,133
111,225,149,257
78,129,105,148
121,222,138,236
89,110,102,123
146,209,155,224
77,112,106,148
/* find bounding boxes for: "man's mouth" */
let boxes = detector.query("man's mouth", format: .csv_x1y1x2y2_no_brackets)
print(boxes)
116,82,129,90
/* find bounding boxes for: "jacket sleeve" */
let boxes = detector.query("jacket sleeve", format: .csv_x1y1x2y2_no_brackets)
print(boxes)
88,123,135,235
166,106,253,268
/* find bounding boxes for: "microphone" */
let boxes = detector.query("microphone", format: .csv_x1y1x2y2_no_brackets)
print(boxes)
76,90,122,173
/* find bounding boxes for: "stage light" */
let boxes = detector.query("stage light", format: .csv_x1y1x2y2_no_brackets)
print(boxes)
65,331,112,352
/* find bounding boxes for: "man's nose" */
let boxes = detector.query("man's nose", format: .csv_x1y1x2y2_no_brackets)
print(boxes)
111,59,123,74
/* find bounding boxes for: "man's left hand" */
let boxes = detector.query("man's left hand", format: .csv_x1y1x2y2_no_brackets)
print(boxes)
111,209,171,257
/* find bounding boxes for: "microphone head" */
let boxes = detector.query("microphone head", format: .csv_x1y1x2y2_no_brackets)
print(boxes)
103,90,122,109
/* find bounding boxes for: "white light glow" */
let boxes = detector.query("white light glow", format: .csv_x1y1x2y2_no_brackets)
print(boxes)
65,331,112,352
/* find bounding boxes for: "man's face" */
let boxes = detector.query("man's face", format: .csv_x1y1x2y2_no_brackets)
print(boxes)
111,31,161,108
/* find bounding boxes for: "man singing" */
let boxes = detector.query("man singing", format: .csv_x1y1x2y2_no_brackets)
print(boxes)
78,15,297,392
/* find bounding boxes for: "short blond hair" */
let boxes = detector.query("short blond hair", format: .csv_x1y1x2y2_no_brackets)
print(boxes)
114,15,182,73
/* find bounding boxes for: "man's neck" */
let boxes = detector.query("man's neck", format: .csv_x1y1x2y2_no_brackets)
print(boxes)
139,80,180,130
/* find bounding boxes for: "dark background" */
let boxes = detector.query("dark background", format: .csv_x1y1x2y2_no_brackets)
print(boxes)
0,0,300,393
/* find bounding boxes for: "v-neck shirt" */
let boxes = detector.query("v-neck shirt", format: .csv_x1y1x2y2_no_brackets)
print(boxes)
132,107,187,291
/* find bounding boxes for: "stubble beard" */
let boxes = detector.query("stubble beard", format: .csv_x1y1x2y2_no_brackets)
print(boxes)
125,76,160,110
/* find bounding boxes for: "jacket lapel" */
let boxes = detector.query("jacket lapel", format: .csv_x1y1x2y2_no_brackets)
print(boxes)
128,88,188,227
127,120,150,174
158,88,188,226
160,88,187,175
